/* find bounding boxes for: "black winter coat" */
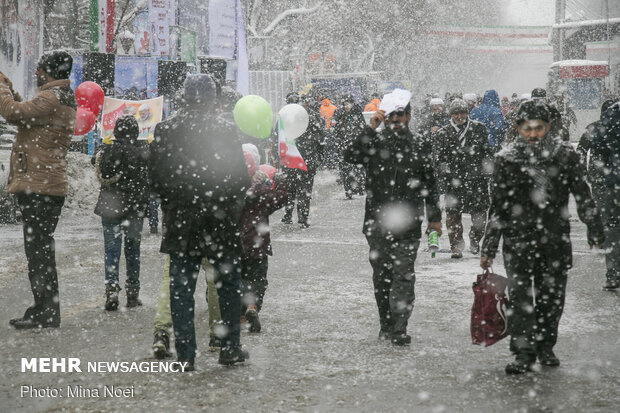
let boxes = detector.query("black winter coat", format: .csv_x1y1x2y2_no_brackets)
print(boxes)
436,119,493,213
481,135,604,271
149,108,250,256
344,126,442,240
333,105,367,156
93,140,149,220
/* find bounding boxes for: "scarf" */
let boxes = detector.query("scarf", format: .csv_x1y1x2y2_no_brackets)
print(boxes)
450,118,471,146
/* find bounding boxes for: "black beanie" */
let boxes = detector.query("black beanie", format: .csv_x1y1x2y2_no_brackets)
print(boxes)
531,87,547,100
37,51,73,80
114,115,139,142
515,100,550,125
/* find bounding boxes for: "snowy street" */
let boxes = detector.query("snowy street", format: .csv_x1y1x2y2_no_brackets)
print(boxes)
0,167,618,412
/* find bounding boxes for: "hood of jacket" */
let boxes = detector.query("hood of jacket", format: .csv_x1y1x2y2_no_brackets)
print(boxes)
482,90,500,108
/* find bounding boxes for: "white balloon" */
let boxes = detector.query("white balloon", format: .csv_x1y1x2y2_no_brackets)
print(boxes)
278,104,309,141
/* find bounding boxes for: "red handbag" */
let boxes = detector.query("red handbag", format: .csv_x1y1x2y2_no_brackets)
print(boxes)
471,269,510,346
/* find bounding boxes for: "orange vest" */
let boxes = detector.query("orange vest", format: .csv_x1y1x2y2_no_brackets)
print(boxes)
364,98,380,112
320,99,337,129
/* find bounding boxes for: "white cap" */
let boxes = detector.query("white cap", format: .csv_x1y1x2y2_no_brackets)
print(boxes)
463,93,477,102
429,98,444,106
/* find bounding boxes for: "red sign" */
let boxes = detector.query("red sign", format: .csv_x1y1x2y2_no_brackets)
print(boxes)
559,65,608,79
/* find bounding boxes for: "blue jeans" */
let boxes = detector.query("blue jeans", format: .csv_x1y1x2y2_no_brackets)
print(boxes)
169,251,242,360
102,217,143,290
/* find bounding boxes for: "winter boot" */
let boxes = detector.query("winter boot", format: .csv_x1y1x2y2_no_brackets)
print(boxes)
505,352,536,374
152,330,172,359
245,305,261,333
208,336,222,352
105,285,120,311
391,333,412,346
177,357,195,372
150,225,158,234
218,346,249,366
126,288,142,308
603,278,620,291
281,211,293,224
537,348,560,367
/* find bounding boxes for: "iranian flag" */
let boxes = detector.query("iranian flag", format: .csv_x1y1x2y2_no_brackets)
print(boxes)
278,117,307,171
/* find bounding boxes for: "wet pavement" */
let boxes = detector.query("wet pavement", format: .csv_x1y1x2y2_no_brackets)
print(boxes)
0,169,618,412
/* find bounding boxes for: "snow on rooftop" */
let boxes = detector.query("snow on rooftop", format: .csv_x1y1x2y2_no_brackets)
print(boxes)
550,59,608,68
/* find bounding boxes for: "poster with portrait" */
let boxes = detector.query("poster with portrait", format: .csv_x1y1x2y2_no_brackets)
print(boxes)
101,96,164,142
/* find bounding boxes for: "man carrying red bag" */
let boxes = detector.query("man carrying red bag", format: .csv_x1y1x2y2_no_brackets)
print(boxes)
480,100,604,374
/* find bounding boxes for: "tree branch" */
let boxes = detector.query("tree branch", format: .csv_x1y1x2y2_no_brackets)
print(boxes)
262,2,322,35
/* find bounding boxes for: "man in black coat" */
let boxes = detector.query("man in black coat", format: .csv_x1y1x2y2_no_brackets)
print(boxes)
281,96,325,228
344,103,442,346
149,74,250,368
333,95,367,199
481,100,604,374
437,99,493,258
590,100,620,290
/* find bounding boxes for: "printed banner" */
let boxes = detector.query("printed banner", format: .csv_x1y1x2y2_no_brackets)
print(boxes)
149,0,172,56
101,96,164,142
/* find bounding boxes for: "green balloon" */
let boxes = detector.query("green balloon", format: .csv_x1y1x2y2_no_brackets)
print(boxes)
233,95,273,139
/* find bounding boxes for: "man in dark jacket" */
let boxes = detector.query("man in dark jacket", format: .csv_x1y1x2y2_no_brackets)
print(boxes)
344,103,442,346
437,99,493,258
149,74,250,369
470,89,505,150
590,100,620,290
481,100,604,374
0,51,76,329
333,94,367,199
281,96,325,228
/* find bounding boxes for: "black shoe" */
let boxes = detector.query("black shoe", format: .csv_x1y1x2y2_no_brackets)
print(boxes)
345,192,353,200
126,288,142,308
505,354,535,374
152,330,172,359
177,358,195,372
208,336,222,352
281,216,293,224
391,333,411,346
378,329,391,341
104,286,120,311
12,318,60,330
299,222,310,229
245,307,261,333
451,251,463,259
218,346,249,366
538,349,560,367
150,225,158,234
603,279,620,291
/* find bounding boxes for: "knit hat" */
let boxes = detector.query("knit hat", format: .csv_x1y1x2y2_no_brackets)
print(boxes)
183,74,217,105
449,98,469,115
113,115,140,142
515,100,550,125
531,87,547,100
429,97,444,106
37,51,73,80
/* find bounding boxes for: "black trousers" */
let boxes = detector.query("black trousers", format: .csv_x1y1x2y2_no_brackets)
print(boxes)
284,168,315,224
241,257,269,313
504,246,568,356
339,161,365,197
16,193,65,324
366,235,420,335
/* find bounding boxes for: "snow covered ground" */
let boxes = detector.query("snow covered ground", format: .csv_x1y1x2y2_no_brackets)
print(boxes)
0,164,618,412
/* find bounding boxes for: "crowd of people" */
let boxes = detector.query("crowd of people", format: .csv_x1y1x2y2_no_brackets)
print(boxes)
0,51,618,375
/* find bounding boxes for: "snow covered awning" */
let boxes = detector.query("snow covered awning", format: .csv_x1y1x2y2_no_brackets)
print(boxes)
550,60,609,78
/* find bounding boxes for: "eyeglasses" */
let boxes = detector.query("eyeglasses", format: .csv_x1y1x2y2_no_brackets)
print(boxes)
389,110,406,118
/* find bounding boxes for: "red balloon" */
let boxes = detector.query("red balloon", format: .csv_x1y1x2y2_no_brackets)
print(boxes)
74,107,96,135
75,81,104,116
259,164,277,181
